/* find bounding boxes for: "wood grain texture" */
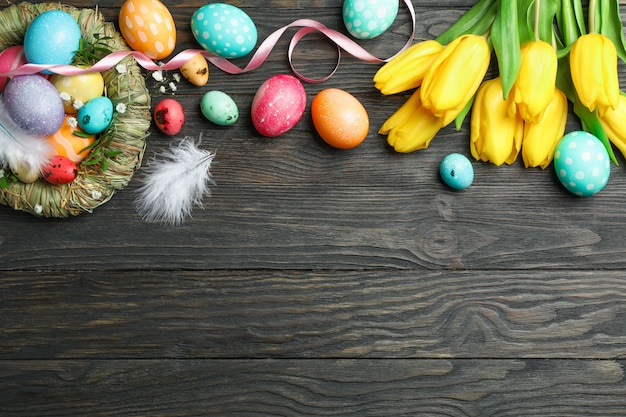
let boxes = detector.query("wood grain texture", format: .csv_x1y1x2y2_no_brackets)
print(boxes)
3,0,626,415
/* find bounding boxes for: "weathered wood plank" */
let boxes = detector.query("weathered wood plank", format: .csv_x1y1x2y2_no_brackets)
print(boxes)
2,270,626,359
1,359,626,416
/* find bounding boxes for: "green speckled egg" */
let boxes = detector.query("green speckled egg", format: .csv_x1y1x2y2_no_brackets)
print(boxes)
201,90,239,126
342,0,399,40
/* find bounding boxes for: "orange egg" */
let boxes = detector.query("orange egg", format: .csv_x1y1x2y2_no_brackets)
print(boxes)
311,88,369,149
119,0,176,60
47,116,96,163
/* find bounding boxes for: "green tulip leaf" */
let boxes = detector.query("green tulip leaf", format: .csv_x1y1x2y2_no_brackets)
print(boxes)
454,94,476,131
557,0,582,46
537,0,559,43
573,100,619,165
517,0,536,44
436,0,499,45
597,0,626,64
491,0,521,99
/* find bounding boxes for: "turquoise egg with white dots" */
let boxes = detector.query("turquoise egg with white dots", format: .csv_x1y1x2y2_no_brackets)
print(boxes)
554,131,610,197
342,0,399,40
191,3,257,58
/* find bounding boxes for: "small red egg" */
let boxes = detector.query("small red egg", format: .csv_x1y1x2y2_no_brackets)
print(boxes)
311,88,369,149
153,98,185,135
41,155,78,185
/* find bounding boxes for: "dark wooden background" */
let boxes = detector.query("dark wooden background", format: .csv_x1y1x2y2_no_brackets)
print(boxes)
4,0,626,415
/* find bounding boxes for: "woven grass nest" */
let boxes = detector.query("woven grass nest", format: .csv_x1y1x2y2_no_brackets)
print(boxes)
0,2,151,217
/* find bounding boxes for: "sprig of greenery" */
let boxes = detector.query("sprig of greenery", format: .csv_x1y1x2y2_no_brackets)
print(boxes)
73,33,114,67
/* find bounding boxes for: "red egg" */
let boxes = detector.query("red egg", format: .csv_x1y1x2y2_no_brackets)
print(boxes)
153,98,185,135
41,155,78,185
251,74,307,137
0,45,27,93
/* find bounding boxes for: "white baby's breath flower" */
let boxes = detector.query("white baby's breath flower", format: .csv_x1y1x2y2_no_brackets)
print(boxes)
116,63,127,74
90,190,102,200
0,169,5,178
73,100,84,111
173,73,181,83
152,70,164,82
59,92,72,102
159,85,166,93
34,204,43,214
67,117,78,128
169,82,177,92
116,103,127,114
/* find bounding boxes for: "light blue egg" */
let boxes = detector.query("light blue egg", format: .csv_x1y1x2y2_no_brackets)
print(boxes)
78,97,113,135
343,0,399,40
439,153,474,190
23,10,81,70
554,131,610,197
201,90,239,126
191,3,258,58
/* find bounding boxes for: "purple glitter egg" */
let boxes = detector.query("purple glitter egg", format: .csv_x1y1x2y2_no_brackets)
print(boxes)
3,75,65,137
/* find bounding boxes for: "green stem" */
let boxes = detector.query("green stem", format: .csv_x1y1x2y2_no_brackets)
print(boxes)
589,0,598,32
534,0,541,40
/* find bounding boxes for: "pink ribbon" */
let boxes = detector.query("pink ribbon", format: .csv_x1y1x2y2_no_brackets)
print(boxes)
0,0,415,83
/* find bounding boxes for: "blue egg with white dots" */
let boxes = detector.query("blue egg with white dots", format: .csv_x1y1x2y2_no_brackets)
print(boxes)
554,131,610,197
191,3,257,58
343,0,399,40
440,153,474,190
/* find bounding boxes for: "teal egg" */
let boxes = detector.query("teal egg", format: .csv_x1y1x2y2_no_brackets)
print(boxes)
554,131,610,197
78,96,113,135
342,0,399,40
191,3,257,58
439,153,474,190
201,91,239,126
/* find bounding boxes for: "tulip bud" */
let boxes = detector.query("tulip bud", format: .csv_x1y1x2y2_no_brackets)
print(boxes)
521,88,568,169
570,34,620,116
510,40,558,123
421,34,491,126
470,78,523,166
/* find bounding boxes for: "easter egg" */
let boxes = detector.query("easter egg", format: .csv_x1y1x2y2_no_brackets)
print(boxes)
191,3,258,58
23,10,81,69
554,131,611,197
119,0,176,60
440,153,474,190
47,116,96,163
153,98,185,135
342,0,399,40
251,74,307,137
78,96,114,135
3,75,65,137
0,45,27,93
180,53,209,87
311,88,369,149
51,71,105,114
11,161,40,184
201,90,239,126
41,155,78,185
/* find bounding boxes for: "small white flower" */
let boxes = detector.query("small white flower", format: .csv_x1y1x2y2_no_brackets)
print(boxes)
159,85,166,94
73,100,84,111
116,103,127,114
115,64,127,74
59,92,72,102
67,117,78,128
152,70,164,82
173,73,181,83
34,204,43,214
0,169,5,178
169,82,177,92
91,190,102,200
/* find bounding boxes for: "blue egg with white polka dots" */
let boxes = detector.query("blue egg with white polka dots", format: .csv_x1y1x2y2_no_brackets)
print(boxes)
439,153,474,190
554,131,610,197
191,3,257,58
343,0,399,40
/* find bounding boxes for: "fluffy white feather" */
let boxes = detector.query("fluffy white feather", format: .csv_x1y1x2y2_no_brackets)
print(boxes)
134,137,216,226
0,99,53,175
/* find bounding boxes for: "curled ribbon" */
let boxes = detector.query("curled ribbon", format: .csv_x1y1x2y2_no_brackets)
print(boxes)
0,0,415,83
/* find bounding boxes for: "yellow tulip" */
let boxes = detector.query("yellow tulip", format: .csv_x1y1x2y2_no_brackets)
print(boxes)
470,78,524,166
521,88,568,169
599,93,626,159
421,34,490,126
379,89,443,153
570,33,620,116
373,40,444,95
510,40,558,123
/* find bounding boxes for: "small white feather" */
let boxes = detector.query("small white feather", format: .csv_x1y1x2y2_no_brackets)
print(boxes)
0,99,54,175
134,136,215,226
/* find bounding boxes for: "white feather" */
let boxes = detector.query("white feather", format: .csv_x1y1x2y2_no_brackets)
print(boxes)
0,99,54,175
134,136,216,226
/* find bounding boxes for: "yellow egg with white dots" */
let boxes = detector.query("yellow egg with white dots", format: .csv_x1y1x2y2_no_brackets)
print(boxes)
119,0,176,60
51,71,105,114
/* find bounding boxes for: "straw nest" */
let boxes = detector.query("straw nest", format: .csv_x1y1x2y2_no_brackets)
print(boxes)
0,2,151,217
